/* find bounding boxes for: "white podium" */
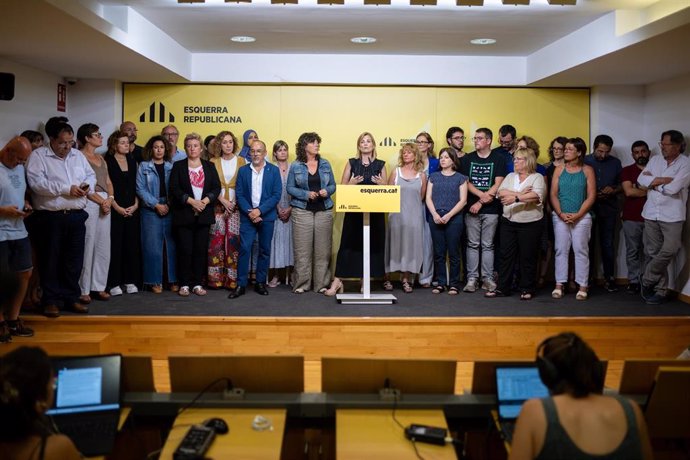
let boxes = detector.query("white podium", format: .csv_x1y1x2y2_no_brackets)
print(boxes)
333,185,400,305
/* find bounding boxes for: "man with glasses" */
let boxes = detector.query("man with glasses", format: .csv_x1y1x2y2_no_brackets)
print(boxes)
584,134,622,292
498,124,517,155
446,126,466,158
228,140,282,299
637,130,690,305
162,124,188,162
25,117,96,317
459,128,507,293
120,121,143,164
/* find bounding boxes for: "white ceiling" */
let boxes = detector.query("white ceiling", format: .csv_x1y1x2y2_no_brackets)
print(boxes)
1,0,689,86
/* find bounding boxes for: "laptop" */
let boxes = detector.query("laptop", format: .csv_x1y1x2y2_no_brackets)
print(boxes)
495,366,550,444
47,354,122,457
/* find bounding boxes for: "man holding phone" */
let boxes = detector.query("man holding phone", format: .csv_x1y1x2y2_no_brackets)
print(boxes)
25,117,96,317
0,136,35,342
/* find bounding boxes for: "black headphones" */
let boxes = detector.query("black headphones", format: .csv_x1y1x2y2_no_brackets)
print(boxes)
536,334,605,394
536,337,562,390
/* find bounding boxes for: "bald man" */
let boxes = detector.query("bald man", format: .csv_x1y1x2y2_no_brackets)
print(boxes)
0,136,35,342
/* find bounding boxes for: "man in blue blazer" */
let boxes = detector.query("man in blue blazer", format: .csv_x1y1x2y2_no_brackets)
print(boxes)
228,140,283,299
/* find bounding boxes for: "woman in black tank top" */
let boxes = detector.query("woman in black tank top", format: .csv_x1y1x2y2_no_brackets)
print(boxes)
509,333,652,460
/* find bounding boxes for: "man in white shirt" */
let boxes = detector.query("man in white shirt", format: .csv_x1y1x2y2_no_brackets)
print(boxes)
637,130,690,305
25,118,96,317
228,141,282,299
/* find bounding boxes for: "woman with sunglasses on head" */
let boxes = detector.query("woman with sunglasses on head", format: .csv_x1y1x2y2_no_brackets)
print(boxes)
550,137,596,301
510,332,652,460
76,124,113,304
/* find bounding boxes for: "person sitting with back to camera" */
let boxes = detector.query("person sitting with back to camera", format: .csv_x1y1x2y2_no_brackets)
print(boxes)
509,332,652,460
0,346,82,460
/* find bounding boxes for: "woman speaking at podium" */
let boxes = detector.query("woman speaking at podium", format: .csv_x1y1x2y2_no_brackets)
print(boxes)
324,132,387,296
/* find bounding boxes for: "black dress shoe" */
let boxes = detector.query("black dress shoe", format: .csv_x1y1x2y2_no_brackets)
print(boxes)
254,283,269,296
228,286,246,299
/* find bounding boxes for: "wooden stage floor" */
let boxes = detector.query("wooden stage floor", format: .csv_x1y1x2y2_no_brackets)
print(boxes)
7,314,690,393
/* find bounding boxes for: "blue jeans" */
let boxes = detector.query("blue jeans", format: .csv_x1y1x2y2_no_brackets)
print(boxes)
429,213,463,288
141,206,177,285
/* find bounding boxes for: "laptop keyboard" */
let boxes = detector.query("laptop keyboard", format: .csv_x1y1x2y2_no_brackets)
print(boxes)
55,413,119,456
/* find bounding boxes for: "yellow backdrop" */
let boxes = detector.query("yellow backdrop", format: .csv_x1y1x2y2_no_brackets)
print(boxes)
123,84,589,173
124,84,589,268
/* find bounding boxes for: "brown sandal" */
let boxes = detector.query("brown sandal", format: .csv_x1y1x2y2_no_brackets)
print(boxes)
402,281,413,293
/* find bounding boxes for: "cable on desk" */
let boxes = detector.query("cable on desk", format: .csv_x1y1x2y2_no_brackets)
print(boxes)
176,377,232,416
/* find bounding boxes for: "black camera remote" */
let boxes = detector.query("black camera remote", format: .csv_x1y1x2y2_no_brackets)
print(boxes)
173,424,216,460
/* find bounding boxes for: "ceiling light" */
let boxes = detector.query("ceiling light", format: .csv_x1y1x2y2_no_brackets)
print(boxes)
470,38,496,45
547,0,576,4
502,0,529,4
350,37,377,44
457,0,484,5
231,36,256,43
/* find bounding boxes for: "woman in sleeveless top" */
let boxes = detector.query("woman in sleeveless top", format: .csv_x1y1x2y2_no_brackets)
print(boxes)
385,143,427,293
510,332,652,460
105,130,141,296
0,346,82,460
207,131,245,290
77,123,114,303
549,137,596,301
267,140,293,288
324,132,387,296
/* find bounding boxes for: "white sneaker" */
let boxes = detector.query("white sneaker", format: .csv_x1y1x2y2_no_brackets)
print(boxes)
481,278,497,292
125,284,139,294
463,278,478,293
109,286,123,296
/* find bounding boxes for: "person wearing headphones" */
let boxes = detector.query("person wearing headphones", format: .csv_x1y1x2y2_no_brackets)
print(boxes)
509,332,652,460
0,346,81,459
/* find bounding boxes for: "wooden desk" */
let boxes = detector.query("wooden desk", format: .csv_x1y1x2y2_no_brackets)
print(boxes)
337,408,457,460
160,408,286,460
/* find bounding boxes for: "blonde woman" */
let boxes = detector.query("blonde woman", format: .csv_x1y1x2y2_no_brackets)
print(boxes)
325,132,387,296
385,143,427,293
207,130,245,290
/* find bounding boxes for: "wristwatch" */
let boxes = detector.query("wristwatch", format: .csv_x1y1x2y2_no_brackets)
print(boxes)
515,195,520,203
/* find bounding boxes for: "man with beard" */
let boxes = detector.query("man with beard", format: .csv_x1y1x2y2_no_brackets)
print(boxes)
120,121,143,163
584,134,622,292
620,140,650,294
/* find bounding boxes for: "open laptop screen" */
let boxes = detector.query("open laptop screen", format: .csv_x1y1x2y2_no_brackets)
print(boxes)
47,355,121,415
496,366,549,420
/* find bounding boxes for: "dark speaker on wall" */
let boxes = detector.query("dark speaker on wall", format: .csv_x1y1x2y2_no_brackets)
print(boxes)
0,73,16,101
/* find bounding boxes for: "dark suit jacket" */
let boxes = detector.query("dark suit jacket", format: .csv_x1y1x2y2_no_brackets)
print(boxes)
169,158,221,226
236,161,282,223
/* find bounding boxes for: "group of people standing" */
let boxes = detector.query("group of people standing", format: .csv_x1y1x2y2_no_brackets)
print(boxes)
1,117,688,339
